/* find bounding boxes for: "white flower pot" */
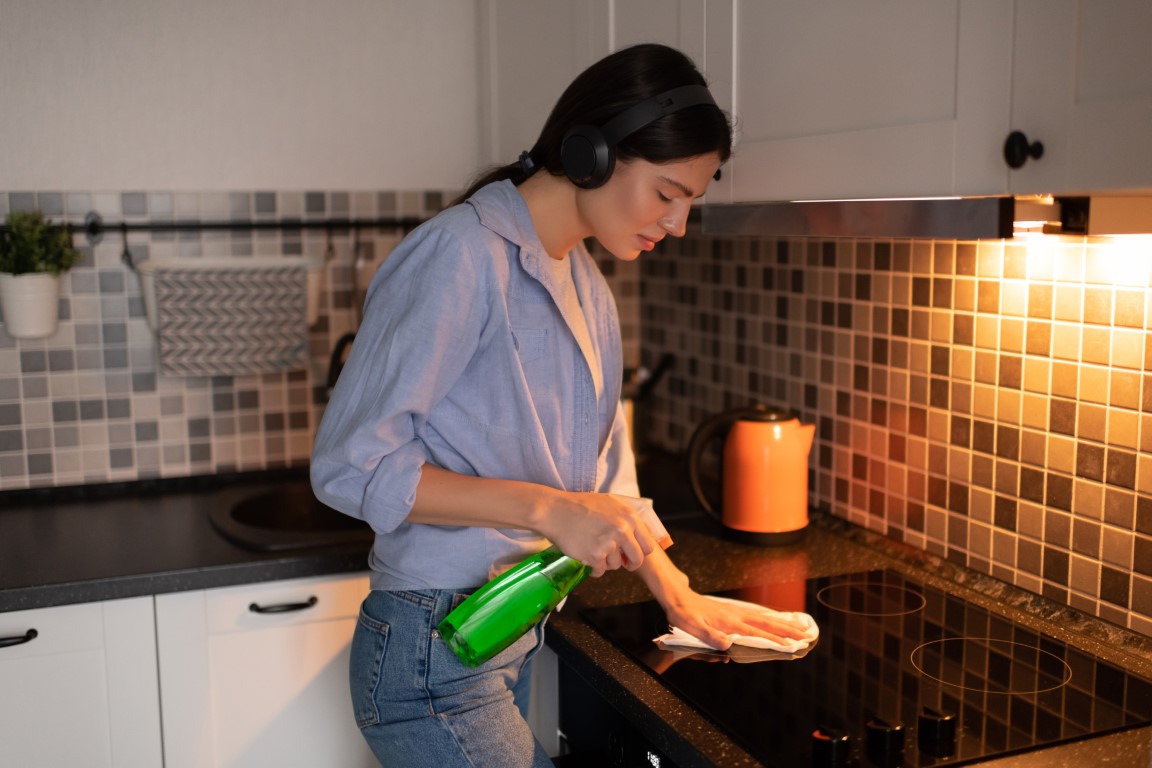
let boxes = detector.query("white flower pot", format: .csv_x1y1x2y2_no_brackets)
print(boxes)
0,272,62,339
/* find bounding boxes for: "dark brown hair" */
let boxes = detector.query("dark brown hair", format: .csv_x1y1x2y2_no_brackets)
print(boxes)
455,43,731,203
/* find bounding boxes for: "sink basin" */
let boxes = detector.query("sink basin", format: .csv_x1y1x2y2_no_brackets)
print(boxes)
208,482,374,552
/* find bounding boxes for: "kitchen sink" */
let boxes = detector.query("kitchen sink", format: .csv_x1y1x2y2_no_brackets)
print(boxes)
208,481,374,552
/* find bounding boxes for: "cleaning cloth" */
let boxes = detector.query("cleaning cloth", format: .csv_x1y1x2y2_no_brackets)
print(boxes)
653,596,819,654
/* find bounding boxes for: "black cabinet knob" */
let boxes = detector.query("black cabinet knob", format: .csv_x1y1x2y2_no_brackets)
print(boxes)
811,725,850,768
865,717,905,767
1004,130,1045,169
917,707,957,758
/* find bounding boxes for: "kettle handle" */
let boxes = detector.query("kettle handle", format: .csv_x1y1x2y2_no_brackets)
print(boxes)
685,408,743,522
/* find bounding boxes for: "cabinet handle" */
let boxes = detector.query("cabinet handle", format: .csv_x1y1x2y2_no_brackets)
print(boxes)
0,628,38,649
1004,130,1044,169
248,596,318,614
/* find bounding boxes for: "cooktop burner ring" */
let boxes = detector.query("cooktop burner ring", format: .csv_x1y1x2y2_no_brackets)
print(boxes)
910,636,1074,695
815,581,927,616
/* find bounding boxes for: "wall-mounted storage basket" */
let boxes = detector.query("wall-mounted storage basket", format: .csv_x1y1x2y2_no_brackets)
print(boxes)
136,256,324,377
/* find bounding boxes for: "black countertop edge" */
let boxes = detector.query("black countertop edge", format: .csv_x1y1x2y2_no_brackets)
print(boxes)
0,551,369,614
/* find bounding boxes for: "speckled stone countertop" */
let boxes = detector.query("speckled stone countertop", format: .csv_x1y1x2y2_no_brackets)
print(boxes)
546,458,1152,767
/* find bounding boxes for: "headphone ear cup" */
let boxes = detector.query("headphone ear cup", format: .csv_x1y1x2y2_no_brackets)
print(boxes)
561,125,614,189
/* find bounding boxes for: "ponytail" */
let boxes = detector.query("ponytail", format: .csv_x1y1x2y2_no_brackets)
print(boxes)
452,151,541,206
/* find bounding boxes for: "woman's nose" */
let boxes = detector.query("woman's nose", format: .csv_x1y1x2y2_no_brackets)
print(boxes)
658,201,690,237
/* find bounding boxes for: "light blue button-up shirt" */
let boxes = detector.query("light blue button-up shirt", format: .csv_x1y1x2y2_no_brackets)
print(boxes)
311,181,639,590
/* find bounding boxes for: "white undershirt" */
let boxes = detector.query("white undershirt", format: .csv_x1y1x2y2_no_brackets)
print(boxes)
546,255,602,397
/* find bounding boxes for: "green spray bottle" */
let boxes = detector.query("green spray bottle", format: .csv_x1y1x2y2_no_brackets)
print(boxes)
438,497,672,667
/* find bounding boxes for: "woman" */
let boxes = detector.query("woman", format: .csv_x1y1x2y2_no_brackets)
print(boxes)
312,43,808,767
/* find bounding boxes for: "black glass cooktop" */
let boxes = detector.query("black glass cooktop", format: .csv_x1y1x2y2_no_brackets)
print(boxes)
582,570,1152,767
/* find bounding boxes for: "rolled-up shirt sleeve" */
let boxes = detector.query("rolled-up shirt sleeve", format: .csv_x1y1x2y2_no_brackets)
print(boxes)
311,224,485,534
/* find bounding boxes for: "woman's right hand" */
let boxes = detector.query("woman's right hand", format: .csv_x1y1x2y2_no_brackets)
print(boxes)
539,491,659,577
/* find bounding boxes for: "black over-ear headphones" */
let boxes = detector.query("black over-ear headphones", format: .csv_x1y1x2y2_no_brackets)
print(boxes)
560,84,717,190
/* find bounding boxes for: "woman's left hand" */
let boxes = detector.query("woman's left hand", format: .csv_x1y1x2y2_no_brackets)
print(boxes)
633,530,812,651
657,582,811,651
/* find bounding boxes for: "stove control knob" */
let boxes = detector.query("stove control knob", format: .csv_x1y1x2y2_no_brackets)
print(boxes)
811,725,850,768
917,707,957,757
865,717,905,767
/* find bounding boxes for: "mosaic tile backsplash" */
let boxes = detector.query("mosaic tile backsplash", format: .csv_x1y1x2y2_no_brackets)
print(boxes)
4,188,1149,639
639,232,1152,637
0,189,640,491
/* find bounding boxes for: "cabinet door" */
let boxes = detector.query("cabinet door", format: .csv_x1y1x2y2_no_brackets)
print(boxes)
477,0,712,175
477,0,610,168
157,573,374,768
613,0,706,63
1010,0,1152,194
0,597,162,768
705,0,1014,202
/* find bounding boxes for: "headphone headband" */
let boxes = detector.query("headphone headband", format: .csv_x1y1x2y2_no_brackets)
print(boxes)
599,85,718,146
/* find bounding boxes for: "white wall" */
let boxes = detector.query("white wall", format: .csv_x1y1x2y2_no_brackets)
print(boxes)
0,0,480,191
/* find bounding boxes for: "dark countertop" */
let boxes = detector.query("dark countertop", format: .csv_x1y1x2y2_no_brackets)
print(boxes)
0,469,371,613
2,459,1150,766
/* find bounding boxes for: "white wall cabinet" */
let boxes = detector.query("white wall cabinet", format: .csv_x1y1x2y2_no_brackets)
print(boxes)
477,0,609,169
0,597,163,768
156,573,375,768
705,0,1152,203
1009,0,1152,195
612,0,706,63
703,0,1014,203
476,0,708,171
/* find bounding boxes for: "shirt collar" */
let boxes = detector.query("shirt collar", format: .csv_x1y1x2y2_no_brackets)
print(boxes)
467,180,545,255
467,179,559,284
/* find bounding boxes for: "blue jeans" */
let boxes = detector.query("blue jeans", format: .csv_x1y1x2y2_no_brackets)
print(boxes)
350,589,554,767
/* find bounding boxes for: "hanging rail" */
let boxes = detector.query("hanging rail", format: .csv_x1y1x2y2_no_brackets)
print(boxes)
0,211,425,243
68,211,426,245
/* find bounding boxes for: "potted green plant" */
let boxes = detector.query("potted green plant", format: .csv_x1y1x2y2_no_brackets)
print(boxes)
0,209,82,338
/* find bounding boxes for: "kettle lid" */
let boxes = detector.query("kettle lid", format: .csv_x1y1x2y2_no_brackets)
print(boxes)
741,404,798,423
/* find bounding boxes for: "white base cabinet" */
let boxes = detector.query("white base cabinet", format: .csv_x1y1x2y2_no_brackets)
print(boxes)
156,573,375,768
0,596,163,768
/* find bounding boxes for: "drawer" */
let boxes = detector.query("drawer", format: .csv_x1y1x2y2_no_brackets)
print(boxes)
0,601,105,660
205,573,370,634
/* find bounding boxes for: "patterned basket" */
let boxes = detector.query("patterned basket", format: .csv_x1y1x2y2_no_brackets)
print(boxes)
136,257,319,377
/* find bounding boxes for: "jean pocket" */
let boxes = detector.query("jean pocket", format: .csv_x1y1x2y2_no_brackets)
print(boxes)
350,603,391,729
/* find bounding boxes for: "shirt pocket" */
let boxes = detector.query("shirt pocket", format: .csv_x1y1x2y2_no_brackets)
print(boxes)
511,327,548,365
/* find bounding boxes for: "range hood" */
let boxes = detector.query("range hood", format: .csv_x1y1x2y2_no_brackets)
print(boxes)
700,195,1152,239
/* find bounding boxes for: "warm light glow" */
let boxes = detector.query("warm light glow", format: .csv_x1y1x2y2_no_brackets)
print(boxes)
1023,237,1058,280
1012,195,1060,236
788,196,963,203
1089,236,1152,286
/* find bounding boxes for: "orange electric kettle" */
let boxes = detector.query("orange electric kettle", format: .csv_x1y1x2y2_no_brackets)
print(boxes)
686,405,815,545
